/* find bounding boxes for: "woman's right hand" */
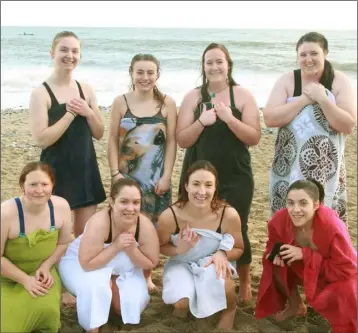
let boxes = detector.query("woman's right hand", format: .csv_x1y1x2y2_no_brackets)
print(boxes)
199,104,217,126
114,232,136,251
176,223,200,255
23,275,50,298
112,172,124,184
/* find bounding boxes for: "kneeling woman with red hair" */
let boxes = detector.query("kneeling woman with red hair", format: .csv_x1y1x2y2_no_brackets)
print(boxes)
255,179,357,333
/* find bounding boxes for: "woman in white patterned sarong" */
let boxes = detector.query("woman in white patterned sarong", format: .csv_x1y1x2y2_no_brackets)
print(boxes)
58,178,159,332
264,32,356,223
157,160,244,330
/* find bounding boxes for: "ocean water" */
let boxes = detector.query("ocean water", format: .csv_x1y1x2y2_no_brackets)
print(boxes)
1,26,357,109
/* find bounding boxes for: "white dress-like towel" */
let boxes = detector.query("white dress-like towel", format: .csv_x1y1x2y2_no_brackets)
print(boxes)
162,228,237,318
58,235,149,330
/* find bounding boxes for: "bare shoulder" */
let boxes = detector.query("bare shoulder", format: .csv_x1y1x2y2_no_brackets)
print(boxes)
50,195,70,210
223,206,241,221
233,85,255,99
139,213,157,233
332,70,352,88
164,94,176,107
30,84,50,103
183,88,201,103
1,198,17,222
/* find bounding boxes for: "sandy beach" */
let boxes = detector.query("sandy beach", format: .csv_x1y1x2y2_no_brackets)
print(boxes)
1,107,356,333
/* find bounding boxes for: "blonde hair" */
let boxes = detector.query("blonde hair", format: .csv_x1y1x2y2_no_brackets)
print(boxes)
51,31,80,51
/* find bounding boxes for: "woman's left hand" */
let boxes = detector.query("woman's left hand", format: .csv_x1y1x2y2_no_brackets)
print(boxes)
303,82,327,104
68,98,93,118
204,250,231,279
279,245,303,265
155,176,170,196
35,263,54,289
214,102,233,123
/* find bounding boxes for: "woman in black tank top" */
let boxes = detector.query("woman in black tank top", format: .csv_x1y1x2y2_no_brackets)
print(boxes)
157,161,244,330
58,178,160,331
29,31,106,239
176,43,261,303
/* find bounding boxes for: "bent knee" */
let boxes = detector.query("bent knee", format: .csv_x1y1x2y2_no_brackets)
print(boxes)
174,298,189,310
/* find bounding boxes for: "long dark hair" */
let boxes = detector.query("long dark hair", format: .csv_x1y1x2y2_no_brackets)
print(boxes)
175,160,225,212
129,53,166,106
198,43,238,104
296,32,335,91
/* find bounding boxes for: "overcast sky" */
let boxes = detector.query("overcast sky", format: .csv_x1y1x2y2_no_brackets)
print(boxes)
1,1,357,30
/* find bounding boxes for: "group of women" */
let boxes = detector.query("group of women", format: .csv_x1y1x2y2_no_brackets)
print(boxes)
1,30,356,333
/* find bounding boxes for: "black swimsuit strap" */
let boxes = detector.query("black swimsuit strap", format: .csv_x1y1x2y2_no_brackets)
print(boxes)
169,206,180,234
229,85,236,108
293,69,302,97
43,82,59,106
75,80,86,100
105,210,140,243
216,205,227,234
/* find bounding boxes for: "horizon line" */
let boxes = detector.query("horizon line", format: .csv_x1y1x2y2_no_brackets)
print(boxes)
1,25,357,32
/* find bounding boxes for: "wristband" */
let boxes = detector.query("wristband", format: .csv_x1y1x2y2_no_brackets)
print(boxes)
111,171,120,178
197,119,205,127
67,110,76,118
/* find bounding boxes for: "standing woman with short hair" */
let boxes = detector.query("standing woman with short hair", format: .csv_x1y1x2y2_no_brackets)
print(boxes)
29,31,106,238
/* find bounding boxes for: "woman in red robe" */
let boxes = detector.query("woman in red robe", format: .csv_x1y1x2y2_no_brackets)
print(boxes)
255,179,357,333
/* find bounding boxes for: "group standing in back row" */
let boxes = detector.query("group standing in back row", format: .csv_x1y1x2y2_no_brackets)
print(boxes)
1,30,356,333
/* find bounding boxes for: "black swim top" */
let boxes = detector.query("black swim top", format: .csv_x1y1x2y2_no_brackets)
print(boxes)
169,205,227,235
105,209,140,244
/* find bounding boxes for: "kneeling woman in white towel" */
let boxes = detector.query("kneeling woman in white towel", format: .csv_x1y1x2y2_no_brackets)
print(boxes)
59,178,159,332
157,160,244,330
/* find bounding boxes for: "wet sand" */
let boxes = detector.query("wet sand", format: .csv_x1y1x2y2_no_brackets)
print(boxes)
1,108,356,332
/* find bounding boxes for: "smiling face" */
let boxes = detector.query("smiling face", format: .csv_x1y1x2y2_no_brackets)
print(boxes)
203,48,229,84
287,189,319,228
110,185,141,223
51,36,81,71
185,169,216,208
297,42,327,77
22,170,53,205
131,60,158,92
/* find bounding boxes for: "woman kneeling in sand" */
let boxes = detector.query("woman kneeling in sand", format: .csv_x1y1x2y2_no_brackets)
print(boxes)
59,178,160,332
255,179,357,333
157,160,244,330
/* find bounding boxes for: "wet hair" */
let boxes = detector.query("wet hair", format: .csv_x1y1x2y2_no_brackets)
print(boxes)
199,43,238,103
129,53,166,106
175,160,225,212
288,178,325,203
51,31,80,52
296,32,335,91
19,161,55,189
110,178,142,200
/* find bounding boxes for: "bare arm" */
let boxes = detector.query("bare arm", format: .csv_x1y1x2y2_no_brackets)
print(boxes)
224,87,261,146
107,95,125,176
1,201,30,285
263,73,312,128
40,197,73,269
78,211,120,271
162,97,177,179
222,207,244,261
157,208,179,257
83,84,104,140
124,216,159,270
29,87,76,149
316,71,357,134
176,89,205,148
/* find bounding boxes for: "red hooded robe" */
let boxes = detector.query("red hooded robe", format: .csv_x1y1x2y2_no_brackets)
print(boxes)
255,205,357,333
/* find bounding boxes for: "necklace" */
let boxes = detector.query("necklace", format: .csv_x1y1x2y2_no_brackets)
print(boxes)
208,85,228,98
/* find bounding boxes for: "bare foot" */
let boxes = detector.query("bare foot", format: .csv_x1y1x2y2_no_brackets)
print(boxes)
173,307,189,319
217,307,236,330
238,283,252,305
274,303,307,322
62,291,76,306
146,276,157,292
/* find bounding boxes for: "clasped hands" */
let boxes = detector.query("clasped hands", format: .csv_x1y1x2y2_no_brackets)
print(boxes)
199,101,234,126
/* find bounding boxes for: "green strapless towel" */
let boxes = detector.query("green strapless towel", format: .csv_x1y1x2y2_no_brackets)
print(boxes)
1,228,61,333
